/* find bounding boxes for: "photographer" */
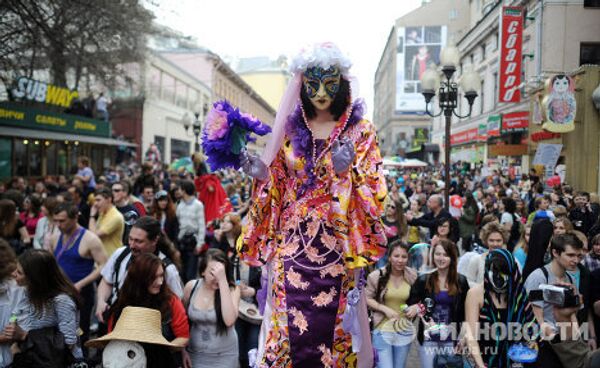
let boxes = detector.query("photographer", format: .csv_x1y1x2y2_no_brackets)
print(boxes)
524,233,594,367
550,285,600,368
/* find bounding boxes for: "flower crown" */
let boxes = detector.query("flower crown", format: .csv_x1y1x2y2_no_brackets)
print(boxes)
289,42,352,77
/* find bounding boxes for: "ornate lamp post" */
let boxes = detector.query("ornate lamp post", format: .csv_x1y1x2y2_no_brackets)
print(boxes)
421,45,481,209
182,102,209,153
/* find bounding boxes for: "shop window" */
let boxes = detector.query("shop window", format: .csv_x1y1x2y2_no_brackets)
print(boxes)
580,43,600,65
29,140,42,177
14,139,27,176
56,142,68,176
0,138,12,179
46,141,57,175
170,138,190,162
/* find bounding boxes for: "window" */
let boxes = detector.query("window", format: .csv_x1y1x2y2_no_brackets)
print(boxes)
480,79,485,114
493,72,498,105
584,0,600,7
170,138,190,162
14,139,27,176
46,141,57,175
154,136,165,162
580,43,600,65
481,44,486,61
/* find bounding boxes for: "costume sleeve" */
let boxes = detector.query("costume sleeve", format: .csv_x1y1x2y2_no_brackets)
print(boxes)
239,146,288,266
345,120,388,268
169,295,190,338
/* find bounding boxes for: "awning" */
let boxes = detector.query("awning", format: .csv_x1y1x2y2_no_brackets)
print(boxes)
0,127,137,147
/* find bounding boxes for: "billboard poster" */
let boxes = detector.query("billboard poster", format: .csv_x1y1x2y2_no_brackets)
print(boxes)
498,6,524,103
487,115,501,137
395,25,447,113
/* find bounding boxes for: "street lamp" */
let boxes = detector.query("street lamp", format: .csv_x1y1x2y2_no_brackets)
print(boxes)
421,45,480,210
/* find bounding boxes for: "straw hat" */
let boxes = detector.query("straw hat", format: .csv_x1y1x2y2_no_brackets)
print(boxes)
86,306,184,348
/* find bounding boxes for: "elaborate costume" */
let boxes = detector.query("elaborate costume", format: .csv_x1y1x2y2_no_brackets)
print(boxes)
239,43,387,368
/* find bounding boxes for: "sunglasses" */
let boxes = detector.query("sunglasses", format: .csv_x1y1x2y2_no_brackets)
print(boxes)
112,188,123,192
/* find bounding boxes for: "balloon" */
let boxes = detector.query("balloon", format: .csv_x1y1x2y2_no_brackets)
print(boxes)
450,195,463,208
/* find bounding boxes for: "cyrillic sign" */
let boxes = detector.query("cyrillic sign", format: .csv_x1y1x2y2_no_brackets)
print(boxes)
0,102,109,137
499,6,523,103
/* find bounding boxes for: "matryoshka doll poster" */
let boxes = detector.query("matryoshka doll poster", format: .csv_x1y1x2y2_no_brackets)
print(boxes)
542,74,576,133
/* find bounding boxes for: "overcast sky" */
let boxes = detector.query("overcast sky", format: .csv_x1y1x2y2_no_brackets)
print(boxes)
149,0,424,119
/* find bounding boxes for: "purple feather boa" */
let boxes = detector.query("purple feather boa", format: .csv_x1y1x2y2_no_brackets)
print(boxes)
285,99,365,196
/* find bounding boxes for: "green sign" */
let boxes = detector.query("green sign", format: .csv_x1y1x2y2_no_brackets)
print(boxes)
0,102,110,137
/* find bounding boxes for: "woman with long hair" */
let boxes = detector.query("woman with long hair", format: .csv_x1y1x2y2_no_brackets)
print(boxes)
107,252,189,367
0,199,30,254
0,239,25,367
459,192,479,252
6,249,83,367
522,219,554,280
513,223,532,270
153,190,179,245
366,241,417,368
33,196,60,251
377,197,408,268
465,249,537,368
183,248,240,368
19,195,44,237
406,239,470,368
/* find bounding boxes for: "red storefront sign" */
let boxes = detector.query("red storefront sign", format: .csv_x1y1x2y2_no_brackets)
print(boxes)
451,128,479,146
531,131,561,142
499,6,523,103
502,111,529,132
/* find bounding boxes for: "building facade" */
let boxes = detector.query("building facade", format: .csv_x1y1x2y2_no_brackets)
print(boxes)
233,56,290,111
430,0,600,176
373,0,470,160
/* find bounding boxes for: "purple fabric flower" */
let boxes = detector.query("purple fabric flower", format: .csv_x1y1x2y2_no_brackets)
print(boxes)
202,100,271,171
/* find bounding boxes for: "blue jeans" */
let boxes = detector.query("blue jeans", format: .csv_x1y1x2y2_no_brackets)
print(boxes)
418,340,455,368
372,330,411,368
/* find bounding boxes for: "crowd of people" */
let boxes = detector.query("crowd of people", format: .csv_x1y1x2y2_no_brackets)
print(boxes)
2,152,600,367
0,155,255,368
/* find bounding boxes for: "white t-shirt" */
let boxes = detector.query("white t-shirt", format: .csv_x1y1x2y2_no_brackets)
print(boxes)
101,246,183,303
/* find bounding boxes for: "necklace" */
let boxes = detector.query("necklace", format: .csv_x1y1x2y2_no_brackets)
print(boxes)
299,102,354,176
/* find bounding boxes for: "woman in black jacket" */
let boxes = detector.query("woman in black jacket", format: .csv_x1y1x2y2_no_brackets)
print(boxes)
406,239,469,368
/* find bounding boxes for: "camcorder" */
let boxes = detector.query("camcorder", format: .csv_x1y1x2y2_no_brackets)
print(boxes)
528,284,580,308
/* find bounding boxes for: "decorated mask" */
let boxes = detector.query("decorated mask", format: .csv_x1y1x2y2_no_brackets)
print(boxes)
102,340,147,368
302,66,341,111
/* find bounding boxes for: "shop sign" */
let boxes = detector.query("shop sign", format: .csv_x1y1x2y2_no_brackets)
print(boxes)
488,144,528,157
531,131,561,142
487,115,501,138
501,111,529,132
451,128,478,146
478,123,488,142
542,74,576,133
499,6,523,103
0,102,109,137
10,76,79,108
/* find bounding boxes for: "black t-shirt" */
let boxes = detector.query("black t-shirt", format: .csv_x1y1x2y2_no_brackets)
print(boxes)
2,219,27,254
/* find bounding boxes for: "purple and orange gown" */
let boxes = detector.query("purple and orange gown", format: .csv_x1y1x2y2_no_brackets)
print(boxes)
239,102,387,368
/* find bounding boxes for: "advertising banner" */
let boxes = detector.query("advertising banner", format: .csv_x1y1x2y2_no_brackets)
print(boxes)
499,6,523,103
410,128,429,150
450,128,478,146
395,26,447,113
487,115,501,138
501,111,529,132
478,123,488,142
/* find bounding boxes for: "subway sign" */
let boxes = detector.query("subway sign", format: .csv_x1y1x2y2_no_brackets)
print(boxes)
11,76,79,108
0,102,109,137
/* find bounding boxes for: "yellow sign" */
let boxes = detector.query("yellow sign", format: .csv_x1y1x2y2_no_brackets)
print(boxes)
11,76,79,108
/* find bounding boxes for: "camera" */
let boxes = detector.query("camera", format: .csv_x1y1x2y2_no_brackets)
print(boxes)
529,284,580,308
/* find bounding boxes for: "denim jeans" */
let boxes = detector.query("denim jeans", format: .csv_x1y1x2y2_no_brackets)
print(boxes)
372,329,411,368
418,340,455,368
